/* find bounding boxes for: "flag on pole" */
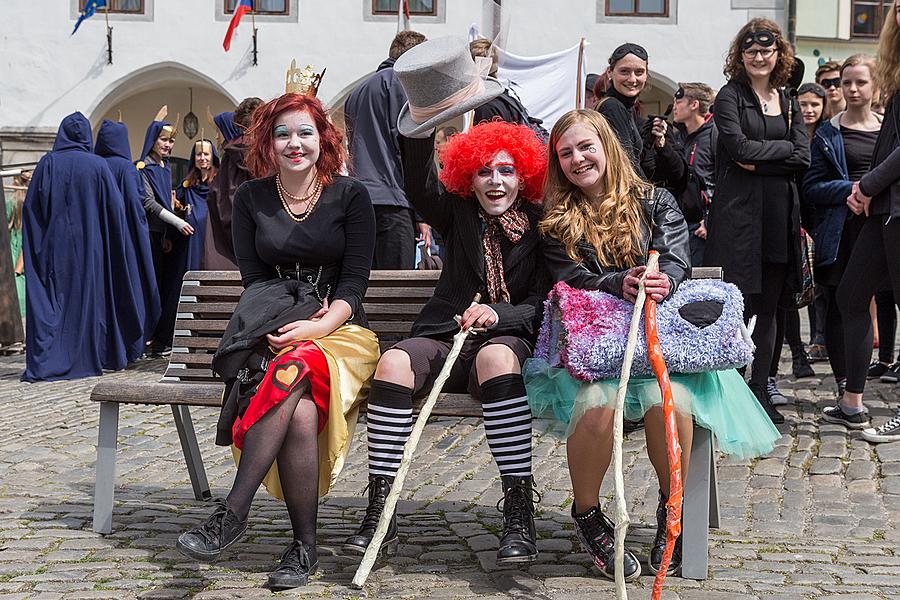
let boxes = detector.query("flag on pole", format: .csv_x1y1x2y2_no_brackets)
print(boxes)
224,0,253,51
72,0,107,35
397,0,410,32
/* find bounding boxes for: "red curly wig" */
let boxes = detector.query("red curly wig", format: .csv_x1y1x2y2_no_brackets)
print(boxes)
439,120,546,203
245,93,344,182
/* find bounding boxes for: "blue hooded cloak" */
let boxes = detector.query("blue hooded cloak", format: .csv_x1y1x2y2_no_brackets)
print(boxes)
214,112,241,144
176,140,220,270
22,112,145,381
139,121,174,209
95,119,162,342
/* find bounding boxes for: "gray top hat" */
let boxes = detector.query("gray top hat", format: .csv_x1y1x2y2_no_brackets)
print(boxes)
394,36,504,137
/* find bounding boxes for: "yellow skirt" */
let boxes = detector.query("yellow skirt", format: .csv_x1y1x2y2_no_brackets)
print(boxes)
231,324,380,497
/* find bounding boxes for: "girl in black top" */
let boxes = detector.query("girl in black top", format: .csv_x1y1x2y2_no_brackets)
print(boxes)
703,19,810,423
837,1,900,443
177,93,379,590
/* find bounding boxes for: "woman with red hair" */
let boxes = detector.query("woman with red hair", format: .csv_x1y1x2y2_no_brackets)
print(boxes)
176,93,379,590
343,119,549,565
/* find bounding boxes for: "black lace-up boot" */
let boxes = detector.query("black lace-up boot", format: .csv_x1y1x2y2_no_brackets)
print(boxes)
496,475,540,564
748,381,784,424
571,503,641,581
343,475,398,556
268,539,319,590
176,499,248,561
649,490,683,575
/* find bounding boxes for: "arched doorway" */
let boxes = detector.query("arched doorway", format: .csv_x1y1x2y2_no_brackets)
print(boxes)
638,71,679,118
88,62,237,178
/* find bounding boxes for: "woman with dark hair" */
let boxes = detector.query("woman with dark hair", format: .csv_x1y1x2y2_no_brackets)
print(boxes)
704,18,810,423
175,139,219,270
803,55,882,411
176,92,379,590
836,0,900,443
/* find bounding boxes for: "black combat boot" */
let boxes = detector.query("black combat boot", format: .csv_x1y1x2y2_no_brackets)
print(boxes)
649,490,683,575
343,475,398,556
496,475,540,564
748,381,785,424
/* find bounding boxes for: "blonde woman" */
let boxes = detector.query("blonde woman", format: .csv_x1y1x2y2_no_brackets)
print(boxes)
525,109,780,582
841,0,900,443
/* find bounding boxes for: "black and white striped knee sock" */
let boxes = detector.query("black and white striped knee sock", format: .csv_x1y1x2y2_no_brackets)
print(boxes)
366,380,414,478
480,374,533,477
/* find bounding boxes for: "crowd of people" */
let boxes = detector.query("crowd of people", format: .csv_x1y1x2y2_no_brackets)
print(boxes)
8,4,900,591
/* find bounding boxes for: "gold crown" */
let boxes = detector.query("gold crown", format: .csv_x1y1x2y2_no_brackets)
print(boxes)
154,105,179,138
285,59,325,97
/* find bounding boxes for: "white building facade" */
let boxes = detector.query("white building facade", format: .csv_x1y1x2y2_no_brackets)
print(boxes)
0,0,787,166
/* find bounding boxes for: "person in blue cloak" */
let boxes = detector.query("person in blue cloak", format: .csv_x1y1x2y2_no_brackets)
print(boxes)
21,112,145,381
95,119,162,349
176,138,219,270
138,114,194,355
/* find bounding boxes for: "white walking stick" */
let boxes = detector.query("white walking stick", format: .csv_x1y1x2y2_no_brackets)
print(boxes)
351,295,481,589
611,253,659,600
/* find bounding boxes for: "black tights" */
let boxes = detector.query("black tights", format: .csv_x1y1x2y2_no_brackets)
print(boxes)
876,289,899,364
822,285,846,381
745,263,789,386
226,380,320,545
770,307,804,377
837,216,900,394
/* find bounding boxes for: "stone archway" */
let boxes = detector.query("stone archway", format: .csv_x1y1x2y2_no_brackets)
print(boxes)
639,70,680,118
88,62,237,163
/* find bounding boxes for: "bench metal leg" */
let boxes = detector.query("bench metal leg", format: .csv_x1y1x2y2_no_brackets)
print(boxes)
708,434,720,529
93,402,120,534
171,405,212,501
681,424,715,580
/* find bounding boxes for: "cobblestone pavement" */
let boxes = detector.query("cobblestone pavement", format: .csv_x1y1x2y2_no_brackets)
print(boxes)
1,349,899,600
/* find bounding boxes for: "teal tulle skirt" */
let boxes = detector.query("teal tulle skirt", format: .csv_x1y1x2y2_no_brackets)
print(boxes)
523,357,780,459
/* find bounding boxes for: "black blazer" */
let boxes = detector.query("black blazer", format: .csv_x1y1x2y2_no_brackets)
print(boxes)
704,78,810,295
400,137,549,341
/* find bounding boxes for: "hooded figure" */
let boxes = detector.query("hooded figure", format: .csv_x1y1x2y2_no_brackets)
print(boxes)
95,119,162,344
138,119,191,354
176,139,220,270
22,112,144,381
213,111,241,144
205,111,249,269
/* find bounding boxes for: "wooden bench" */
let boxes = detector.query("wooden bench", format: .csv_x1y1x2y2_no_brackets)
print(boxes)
90,268,721,580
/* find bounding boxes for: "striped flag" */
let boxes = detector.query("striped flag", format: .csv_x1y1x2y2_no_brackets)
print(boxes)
223,0,253,51
398,0,410,32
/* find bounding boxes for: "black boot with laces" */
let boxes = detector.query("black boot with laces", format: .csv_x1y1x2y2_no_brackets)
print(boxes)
343,475,398,556
496,475,540,564
176,499,248,561
571,503,641,581
649,490,682,575
268,539,318,590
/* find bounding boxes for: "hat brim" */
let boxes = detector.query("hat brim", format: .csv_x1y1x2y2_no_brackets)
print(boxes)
397,77,505,137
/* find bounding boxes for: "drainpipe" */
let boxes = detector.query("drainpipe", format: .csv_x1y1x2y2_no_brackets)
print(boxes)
787,0,797,50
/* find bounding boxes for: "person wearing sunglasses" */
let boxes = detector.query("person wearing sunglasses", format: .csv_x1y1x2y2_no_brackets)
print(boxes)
704,18,810,424
595,42,686,193
816,60,847,119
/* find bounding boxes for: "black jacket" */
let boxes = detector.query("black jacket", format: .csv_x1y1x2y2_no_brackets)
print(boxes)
703,79,810,295
344,58,411,208
859,92,900,218
401,137,549,340
543,187,690,298
676,118,718,224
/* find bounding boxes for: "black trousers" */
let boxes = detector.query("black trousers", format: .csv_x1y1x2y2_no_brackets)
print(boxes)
876,288,898,364
150,229,189,349
373,205,415,270
836,215,900,393
745,263,789,386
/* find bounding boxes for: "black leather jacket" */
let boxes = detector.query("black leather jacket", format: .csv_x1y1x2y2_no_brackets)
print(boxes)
544,187,690,299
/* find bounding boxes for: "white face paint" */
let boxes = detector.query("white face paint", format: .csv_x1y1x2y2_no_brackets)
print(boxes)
471,150,520,216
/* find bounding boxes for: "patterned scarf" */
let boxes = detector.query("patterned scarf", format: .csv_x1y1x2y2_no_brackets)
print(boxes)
480,201,529,303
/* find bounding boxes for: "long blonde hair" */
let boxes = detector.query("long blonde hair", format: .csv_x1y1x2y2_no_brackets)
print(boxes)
876,2,900,98
540,109,649,267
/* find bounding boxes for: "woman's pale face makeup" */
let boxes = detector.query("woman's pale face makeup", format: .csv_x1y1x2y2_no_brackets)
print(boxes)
273,110,320,176
555,122,608,197
471,150,519,216
742,43,777,82
798,93,825,126
842,65,875,108
153,134,175,158
608,54,648,98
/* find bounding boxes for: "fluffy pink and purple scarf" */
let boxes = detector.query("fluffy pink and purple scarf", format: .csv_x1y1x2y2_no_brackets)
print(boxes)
533,280,754,382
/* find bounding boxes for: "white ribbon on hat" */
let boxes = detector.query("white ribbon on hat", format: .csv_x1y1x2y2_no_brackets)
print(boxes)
408,56,493,125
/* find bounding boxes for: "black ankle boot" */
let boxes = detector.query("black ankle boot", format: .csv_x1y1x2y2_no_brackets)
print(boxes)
176,499,248,562
649,490,682,575
791,346,815,378
343,475,398,556
748,382,785,424
496,475,540,564
268,540,318,590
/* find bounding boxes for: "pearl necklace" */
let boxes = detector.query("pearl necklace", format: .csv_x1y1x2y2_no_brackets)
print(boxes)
277,177,323,223
276,173,321,202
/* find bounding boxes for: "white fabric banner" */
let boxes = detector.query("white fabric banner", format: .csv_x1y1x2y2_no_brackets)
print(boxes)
496,41,587,132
